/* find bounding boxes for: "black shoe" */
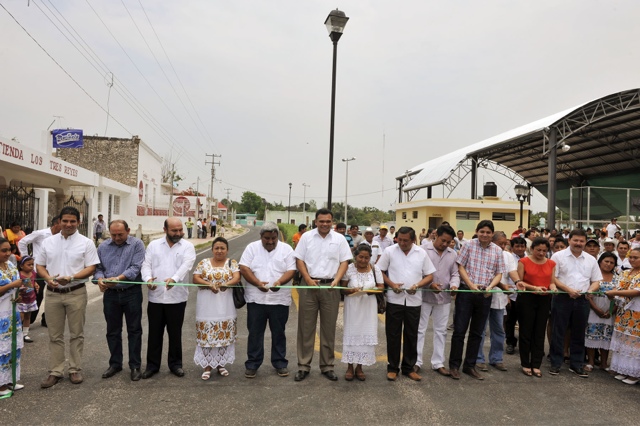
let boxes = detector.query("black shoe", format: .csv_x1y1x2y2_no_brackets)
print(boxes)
101,366,122,379
549,367,561,376
141,369,158,379
506,345,515,355
170,368,185,377
245,369,257,379
131,368,142,381
276,368,289,377
294,370,309,382
569,367,589,378
322,370,338,381
41,318,47,328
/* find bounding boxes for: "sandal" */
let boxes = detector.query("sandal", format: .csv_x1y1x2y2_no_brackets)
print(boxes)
532,369,542,378
217,367,229,377
201,370,212,381
522,368,533,377
584,364,593,372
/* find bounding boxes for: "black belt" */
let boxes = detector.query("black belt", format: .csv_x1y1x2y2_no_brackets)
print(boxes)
310,278,333,284
47,283,86,294
106,286,138,293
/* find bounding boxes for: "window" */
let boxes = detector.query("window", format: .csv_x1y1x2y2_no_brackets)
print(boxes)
402,212,407,219
492,212,516,221
456,211,480,220
113,195,121,214
97,192,102,211
412,211,418,219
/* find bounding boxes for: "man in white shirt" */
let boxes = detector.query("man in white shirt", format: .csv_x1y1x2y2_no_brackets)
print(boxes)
18,215,61,325
454,230,468,252
361,227,381,265
377,227,436,381
416,225,458,377
36,207,100,388
239,222,296,379
606,218,621,238
140,217,196,379
294,209,352,382
373,225,393,251
549,228,602,378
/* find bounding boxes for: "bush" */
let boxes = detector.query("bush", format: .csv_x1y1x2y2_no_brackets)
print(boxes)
278,223,298,246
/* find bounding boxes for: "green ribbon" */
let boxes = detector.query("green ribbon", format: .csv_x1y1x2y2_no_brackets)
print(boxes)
0,298,17,400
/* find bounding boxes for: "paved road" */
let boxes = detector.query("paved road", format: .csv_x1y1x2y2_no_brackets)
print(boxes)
3,226,638,424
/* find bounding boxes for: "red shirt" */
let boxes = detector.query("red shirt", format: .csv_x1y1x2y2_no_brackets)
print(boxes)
520,257,556,289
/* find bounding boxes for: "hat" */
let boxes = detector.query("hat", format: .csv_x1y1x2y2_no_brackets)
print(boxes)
603,237,617,246
586,238,599,246
379,225,388,230
364,227,374,233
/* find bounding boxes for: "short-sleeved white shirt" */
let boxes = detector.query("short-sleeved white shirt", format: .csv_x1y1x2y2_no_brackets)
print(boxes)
141,237,196,304
376,244,436,307
551,248,602,292
36,231,100,288
239,240,296,306
294,229,352,279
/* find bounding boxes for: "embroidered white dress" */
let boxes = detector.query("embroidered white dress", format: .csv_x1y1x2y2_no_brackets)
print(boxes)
341,264,383,366
193,258,238,368
0,262,22,385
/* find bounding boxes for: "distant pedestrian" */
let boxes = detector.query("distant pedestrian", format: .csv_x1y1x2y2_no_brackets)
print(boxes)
185,218,194,239
94,214,106,243
210,218,217,238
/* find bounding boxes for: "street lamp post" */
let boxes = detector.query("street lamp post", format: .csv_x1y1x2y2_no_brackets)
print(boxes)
342,157,356,224
324,8,349,211
288,182,293,224
514,184,530,228
302,183,310,224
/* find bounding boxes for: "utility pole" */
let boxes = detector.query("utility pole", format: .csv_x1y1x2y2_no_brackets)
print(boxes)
224,188,232,204
302,183,310,225
205,154,221,217
169,163,175,216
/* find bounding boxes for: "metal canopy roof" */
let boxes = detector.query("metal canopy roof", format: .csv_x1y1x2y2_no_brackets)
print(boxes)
402,89,640,200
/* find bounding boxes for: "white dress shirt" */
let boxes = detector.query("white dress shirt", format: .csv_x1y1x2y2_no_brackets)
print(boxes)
377,244,436,307
141,237,196,304
294,229,352,279
551,248,602,292
239,240,296,306
491,251,515,309
18,227,52,261
35,231,100,288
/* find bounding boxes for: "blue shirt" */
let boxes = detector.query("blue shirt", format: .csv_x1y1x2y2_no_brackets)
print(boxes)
94,236,145,288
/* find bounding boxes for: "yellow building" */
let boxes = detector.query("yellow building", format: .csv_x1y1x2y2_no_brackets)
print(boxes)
395,197,529,236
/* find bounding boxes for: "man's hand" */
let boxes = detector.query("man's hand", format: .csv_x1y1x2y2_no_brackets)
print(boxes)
258,281,270,293
568,288,581,299
270,281,281,292
56,275,71,286
47,275,60,288
406,284,418,295
390,282,404,294
329,279,340,290
431,283,443,294
165,278,175,290
467,283,479,292
147,277,158,291
304,277,319,287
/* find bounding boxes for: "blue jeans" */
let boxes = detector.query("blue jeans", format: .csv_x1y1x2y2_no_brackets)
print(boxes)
245,303,289,370
477,308,506,364
550,294,590,371
103,286,143,370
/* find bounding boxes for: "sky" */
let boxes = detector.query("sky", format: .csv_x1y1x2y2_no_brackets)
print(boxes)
1,0,640,213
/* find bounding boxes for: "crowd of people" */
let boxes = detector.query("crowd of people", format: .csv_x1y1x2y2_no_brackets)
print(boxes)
1,208,640,396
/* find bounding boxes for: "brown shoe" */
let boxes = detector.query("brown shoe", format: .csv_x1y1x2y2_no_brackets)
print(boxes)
41,375,62,388
386,371,397,381
490,363,508,371
450,369,461,380
405,371,422,381
69,372,84,384
463,367,484,380
477,363,489,372
435,367,451,376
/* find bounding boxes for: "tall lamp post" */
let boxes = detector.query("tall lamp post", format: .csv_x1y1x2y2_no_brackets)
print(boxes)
288,182,293,224
324,8,349,210
342,157,356,224
302,183,310,224
514,184,530,228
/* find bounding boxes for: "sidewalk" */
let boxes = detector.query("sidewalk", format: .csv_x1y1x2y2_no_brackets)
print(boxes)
169,225,248,249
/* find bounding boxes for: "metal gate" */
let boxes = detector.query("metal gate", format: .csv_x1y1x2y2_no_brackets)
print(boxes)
0,185,39,234
63,194,90,237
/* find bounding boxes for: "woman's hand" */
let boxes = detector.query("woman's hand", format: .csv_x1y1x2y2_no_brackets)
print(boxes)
209,282,219,294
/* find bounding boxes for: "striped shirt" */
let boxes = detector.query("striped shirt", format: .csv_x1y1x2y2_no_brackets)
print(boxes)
94,236,146,288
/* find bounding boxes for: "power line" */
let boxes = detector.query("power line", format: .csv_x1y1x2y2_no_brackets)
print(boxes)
0,1,133,135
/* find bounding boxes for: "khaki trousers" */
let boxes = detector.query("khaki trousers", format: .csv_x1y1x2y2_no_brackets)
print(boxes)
45,286,88,376
296,288,340,372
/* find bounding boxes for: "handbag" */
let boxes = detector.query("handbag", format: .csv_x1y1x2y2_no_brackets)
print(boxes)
227,259,246,309
372,266,386,314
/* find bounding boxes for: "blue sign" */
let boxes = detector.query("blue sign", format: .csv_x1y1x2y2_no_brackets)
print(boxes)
52,129,83,148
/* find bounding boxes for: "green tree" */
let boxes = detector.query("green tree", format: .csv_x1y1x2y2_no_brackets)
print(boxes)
240,191,264,213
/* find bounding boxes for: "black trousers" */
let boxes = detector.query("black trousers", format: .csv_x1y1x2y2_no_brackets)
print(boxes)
146,301,186,371
505,298,519,347
245,303,289,370
449,292,492,370
549,294,590,370
385,302,421,374
517,293,551,369
104,286,143,370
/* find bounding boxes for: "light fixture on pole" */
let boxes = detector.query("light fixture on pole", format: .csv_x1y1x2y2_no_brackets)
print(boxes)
288,182,293,224
302,183,310,224
514,184,530,228
342,157,356,224
324,8,349,210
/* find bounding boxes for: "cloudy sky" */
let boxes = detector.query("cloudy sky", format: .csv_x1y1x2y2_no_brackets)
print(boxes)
1,0,639,212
